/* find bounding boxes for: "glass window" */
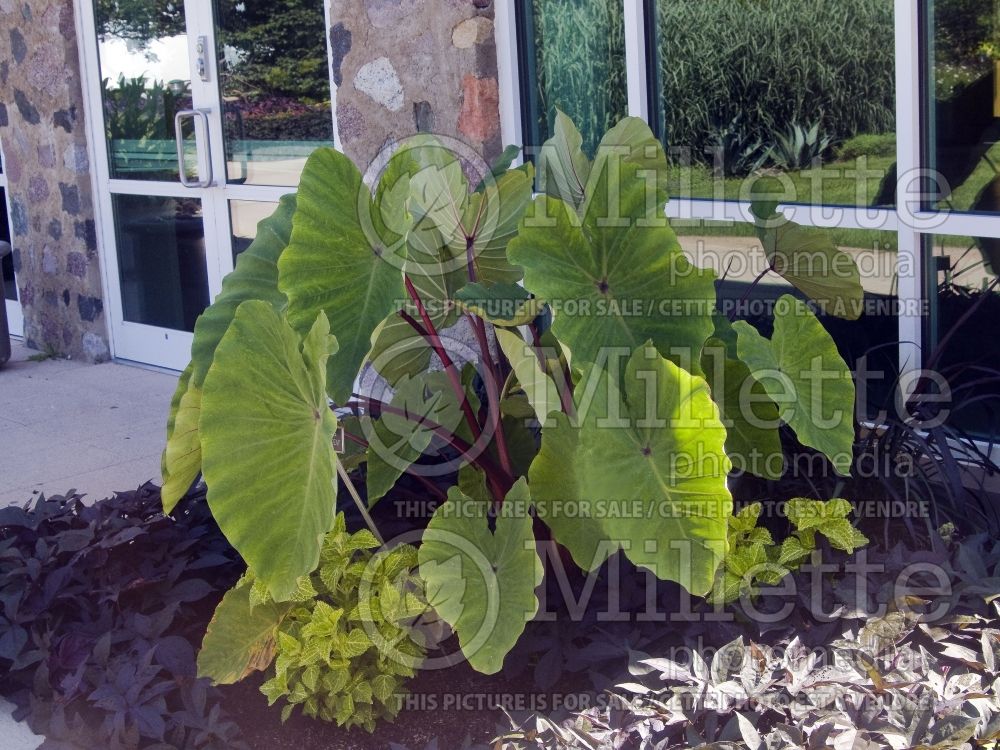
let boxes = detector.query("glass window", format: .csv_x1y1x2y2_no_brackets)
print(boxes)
923,232,1000,437
1,187,14,302
94,0,191,181
692,221,900,418
651,0,896,207
923,0,1000,214
111,194,209,332
229,199,279,263
518,0,628,155
213,0,334,187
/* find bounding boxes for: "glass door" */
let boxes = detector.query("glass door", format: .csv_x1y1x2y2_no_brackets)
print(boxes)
1,147,22,337
82,0,334,370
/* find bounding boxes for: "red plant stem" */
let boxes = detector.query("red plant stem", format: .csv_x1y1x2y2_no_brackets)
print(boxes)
468,313,514,485
529,322,576,418
343,418,447,503
399,309,428,337
403,276,484,446
344,397,510,500
342,430,369,449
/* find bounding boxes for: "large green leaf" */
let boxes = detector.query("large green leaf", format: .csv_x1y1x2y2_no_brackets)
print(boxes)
201,301,339,601
508,167,715,373
531,345,732,595
753,203,863,320
536,114,669,216
407,142,532,288
464,166,534,285
162,198,297,513
364,311,435,387
454,282,544,327
732,296,856,476
198,581,294,685
535,110,591,211
418,479,542,675
364,371,460,507
279,148,403,403
161,363,202,513
701,340,784,480
191,194,296,387
495,328,562,425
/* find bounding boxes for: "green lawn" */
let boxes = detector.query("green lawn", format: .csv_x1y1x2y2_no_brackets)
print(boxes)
667,157,898,250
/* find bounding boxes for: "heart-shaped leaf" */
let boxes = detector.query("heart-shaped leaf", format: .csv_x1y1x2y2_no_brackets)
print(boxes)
509,119,715,373
279,148,403,403
732,296,856,476
161,364,202,513
198,581,294,685
201,301,339,601
530,344,732,595
752,201,863,320
418,478,542,674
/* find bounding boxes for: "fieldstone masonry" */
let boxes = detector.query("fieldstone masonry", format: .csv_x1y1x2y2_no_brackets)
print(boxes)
329,0,503,171
0,0,501,365
0,0,109,361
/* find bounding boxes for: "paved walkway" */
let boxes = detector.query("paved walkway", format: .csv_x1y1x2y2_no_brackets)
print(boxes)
0,338,179,506
0,338,179,750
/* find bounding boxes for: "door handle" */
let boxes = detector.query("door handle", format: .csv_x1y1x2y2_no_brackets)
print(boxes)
174,109,214,188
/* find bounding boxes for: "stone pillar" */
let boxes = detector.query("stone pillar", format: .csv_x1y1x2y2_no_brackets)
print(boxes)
0,0,110,362
329,0,503,171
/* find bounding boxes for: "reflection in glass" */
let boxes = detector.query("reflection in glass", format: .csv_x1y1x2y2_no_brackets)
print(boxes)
214,0,334,186
1,187,14,302
924,233,1000,437
112,195,208,332
518,0,627,155
652,0,896,207
94,1,191,181
229,200,279,263
694,222,899,418
924,1,1000,214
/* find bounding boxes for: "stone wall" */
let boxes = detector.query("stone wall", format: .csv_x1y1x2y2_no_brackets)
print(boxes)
329,0,503,171
0,0,109,361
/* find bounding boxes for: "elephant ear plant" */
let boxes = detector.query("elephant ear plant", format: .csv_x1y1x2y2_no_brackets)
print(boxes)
161,112,865,728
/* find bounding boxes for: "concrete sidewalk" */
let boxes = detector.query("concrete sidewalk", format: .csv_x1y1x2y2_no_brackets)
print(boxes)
0,338,179,506
0,337,179,750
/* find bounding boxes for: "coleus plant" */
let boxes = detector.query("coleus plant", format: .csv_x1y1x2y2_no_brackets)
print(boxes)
163,112,864,686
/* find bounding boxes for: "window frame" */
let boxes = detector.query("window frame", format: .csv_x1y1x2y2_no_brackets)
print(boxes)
495,0,1000,387
0,137,23,337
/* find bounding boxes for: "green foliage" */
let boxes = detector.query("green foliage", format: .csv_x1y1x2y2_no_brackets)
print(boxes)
215,0,331,102
701,337,783,480
279,147,404,404
101,75,178,144
166,114,866,712
733,296,857,476
764,121,832,171
419,479,543,675
509,117,715,372
654,0,895,162
201,302,339,602
527,0,628,153
530,345,732,595
751,200,864,320
836,132,897,160
200,514,427,731
712,499,869,603
162,194,296,512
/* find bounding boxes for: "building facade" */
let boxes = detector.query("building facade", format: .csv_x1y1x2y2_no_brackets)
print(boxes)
0,1,998,442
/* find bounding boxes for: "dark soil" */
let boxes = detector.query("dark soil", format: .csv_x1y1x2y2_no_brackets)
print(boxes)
221,660,580,749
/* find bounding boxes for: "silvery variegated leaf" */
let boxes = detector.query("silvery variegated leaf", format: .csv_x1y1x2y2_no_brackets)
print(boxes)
642,658,696,685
